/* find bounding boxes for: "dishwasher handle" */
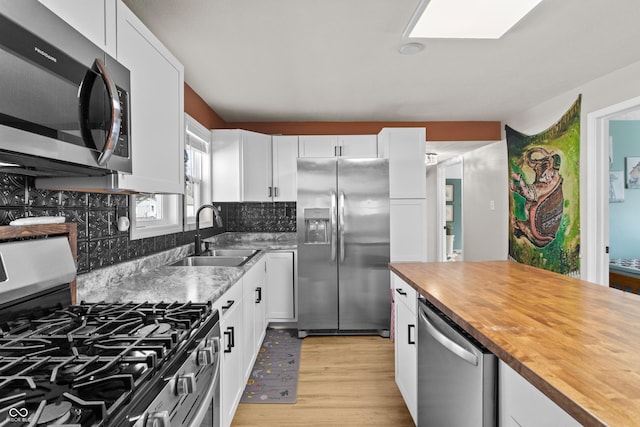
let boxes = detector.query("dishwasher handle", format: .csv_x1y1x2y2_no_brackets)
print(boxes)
419,306,478,366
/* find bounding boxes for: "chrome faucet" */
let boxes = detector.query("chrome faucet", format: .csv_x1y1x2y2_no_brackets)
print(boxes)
194,203,224,256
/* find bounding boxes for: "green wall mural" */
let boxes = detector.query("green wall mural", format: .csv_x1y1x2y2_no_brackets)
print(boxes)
506,95,581,275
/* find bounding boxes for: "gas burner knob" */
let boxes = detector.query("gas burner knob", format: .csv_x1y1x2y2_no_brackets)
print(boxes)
198,347,214,366
176,373,196,396
145,411,170,427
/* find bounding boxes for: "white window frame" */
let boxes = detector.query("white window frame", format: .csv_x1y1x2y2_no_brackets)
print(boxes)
184,114,213,231
129,193,183,240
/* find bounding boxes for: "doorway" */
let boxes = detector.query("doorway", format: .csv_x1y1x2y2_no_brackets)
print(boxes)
586,95,640,285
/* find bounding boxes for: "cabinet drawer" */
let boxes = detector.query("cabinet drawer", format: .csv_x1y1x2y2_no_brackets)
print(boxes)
392,273,416,315
215,279,243,320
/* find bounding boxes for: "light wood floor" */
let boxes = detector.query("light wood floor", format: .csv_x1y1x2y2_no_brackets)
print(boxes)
231,335,415,426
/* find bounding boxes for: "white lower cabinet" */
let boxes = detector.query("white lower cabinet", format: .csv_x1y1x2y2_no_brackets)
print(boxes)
266,251,295,321
392,273,418,425
217,258,269,427
499,361,581,427
218,281,243,427
242,257,267,380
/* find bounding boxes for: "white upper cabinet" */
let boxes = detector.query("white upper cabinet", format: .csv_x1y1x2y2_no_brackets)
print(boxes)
298,135,338,157
338,135,378,157
38,0,117,57
116,2,185,194
272,136,298,201
212,131,298,202
299,135,377,158
378,128,426,199
212,129,272,202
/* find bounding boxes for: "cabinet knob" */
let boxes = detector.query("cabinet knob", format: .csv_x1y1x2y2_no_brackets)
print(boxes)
145,411,170,427
176,373,196,396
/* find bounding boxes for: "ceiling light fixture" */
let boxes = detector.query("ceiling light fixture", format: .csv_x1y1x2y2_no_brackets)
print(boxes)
403,0,543,39
425,152,438,165
399,42,425,55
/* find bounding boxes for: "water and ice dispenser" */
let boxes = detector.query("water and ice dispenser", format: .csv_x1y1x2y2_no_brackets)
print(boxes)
303,208,330,244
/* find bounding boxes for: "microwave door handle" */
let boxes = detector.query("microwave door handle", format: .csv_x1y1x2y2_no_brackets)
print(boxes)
93,59,122,166
80,58,122,167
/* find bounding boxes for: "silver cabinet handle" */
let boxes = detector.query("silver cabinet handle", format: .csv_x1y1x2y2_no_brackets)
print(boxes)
274,187,279,197
268,186,273,197
79,58,122,167
339,191,345,263
419,307,478,366
330,190,337,262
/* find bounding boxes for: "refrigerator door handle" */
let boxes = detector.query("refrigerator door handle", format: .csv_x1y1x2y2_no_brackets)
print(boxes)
339,191,345,263
330,190,337,262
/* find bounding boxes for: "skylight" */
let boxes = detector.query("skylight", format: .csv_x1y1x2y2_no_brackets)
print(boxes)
404,0,543,39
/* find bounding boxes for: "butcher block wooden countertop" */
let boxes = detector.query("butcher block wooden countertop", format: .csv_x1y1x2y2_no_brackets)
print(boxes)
389,260,640,427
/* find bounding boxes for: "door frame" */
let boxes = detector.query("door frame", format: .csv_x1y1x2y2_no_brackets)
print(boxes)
586,95,640,285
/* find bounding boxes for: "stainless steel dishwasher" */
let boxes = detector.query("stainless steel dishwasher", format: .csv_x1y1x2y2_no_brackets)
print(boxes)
417,297,497,426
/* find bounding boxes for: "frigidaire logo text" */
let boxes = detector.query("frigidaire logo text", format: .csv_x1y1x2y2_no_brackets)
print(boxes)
34,46,57,63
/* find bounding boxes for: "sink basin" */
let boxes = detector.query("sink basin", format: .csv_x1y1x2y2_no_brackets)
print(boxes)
169,256,249,267
204,249,258,257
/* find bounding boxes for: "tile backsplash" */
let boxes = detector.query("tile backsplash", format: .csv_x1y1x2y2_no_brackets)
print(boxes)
0,173,221,274
218,202,296,232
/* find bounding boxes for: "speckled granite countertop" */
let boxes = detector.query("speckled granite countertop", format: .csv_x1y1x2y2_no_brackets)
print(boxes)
76,232,296,304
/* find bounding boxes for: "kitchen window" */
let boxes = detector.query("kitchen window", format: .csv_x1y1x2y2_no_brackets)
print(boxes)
184,114,212,231
130,193,182,239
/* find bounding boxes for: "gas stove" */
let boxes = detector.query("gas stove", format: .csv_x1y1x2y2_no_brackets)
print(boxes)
0,236,220,427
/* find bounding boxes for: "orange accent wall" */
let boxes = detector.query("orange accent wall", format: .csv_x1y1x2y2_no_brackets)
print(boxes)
185,83,501,141
184,83,225,129
227,121,501,141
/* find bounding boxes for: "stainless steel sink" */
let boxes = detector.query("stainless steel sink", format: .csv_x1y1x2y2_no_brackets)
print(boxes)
204,249,258,257
169,256,249,267
168,248,260,267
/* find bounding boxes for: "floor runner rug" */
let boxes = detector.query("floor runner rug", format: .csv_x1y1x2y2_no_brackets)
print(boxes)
240,328,302,403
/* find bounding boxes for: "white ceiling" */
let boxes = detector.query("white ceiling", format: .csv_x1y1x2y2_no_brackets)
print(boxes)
123,0,640,125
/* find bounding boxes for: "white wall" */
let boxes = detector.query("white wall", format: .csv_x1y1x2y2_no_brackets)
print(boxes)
503,58,640,279
462,142,509,261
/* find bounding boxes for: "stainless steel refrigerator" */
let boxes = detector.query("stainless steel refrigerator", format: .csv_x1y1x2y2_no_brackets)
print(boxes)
297,157,390,338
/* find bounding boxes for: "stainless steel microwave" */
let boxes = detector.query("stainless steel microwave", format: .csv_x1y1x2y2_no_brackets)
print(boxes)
0,1,131,177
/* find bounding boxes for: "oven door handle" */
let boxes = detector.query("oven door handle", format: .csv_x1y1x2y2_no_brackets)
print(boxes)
78,58,122,167
187,354,221,427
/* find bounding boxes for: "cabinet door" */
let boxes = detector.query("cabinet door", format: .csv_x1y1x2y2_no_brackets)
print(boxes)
242,131,273,202
242,278,256,381
242,257,267,381
221,296,243,427
266,252,295,321
395,293,418,424
253,258,267,351
39,0,117,57
298,135,338,157
391,199,427,262
378,128,426,198
116,3,185,194
212,130,242,202
499,361,581,427
338,135,378,158
272,136,298,201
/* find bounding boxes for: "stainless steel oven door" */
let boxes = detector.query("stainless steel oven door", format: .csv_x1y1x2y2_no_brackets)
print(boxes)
133,323,221,427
